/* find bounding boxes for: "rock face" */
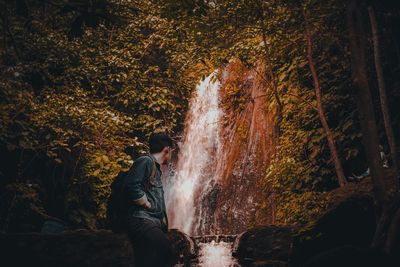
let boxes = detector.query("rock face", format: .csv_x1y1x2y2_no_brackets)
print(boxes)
0,230,134,267
209,60,276,234
233,226,296,267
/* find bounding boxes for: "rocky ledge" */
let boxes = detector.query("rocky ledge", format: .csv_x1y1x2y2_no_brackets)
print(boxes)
1,194,399,267
233,193,398,267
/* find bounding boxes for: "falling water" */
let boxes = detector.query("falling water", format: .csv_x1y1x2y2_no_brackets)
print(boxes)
166,72,239,266
166,72,222,235
198,241,239,267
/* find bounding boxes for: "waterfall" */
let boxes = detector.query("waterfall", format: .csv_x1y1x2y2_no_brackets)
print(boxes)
165,72,239,266
163,61,275,266
166,72,222,235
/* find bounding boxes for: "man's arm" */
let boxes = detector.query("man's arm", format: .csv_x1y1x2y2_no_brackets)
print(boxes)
124,156,152,208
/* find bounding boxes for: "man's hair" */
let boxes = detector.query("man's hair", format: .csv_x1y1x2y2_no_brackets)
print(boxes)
149,132,173,154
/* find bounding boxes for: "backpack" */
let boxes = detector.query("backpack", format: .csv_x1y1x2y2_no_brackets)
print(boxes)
106,156,157,233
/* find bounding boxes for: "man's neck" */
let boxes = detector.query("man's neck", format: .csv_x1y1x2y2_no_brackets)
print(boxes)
150,153,162,165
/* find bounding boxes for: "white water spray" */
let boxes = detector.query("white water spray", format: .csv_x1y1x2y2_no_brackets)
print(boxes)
198,241,239,267
166,72,239,267
166,72,221,235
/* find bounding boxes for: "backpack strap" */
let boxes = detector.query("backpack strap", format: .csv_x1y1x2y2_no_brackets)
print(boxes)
143,155,157,192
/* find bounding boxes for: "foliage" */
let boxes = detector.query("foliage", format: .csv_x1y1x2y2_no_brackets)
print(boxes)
218,59,251,115
0,0,205,229
260,0,362,223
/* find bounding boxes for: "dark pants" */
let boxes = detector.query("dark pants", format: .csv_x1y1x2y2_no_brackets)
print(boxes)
127,217,177,267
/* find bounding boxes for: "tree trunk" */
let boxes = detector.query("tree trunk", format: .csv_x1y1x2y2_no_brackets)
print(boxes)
303,9,347,187
346,0,388,207
368,6,400,191
256,0,283,142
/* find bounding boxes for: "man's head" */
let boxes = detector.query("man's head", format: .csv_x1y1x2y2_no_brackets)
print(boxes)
149,132,173,165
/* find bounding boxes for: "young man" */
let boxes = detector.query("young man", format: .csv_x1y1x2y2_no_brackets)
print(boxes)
124,133,177,267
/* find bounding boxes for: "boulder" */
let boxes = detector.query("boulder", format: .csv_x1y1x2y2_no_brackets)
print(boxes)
0,230,134,267
291,195,376,266
167,229,195,266
233,226,296,267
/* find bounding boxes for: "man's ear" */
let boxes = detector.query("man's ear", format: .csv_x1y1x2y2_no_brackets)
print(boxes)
162,146,169,154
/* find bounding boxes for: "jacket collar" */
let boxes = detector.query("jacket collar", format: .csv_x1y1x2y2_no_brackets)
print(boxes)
148,154,161,171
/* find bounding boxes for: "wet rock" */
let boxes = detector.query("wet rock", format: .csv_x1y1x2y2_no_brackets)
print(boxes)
291,195,376,266
233,226,296,267
167,229,195,266
212,60,276,234
0,230,134,267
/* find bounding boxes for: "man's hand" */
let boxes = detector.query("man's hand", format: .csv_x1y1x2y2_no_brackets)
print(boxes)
143,200,152,210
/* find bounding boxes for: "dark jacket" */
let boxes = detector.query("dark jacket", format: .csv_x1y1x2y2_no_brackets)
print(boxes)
124,154,168,231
